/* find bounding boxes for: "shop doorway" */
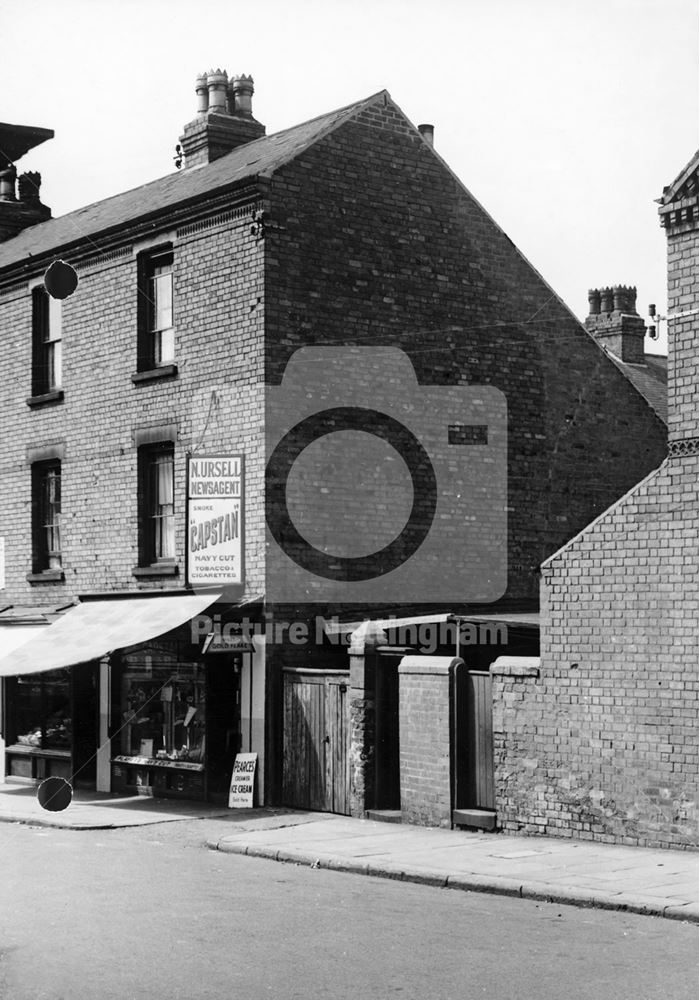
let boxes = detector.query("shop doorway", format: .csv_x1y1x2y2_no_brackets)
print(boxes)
205,656,242,802
71,662,98,788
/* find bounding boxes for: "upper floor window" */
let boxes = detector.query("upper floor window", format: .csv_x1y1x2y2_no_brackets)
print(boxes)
32,460,62,572
32,287,62,395
139,444,175,565
137,247,174,371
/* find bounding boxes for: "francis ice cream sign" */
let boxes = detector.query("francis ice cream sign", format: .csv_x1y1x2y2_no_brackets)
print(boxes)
186,455,244,588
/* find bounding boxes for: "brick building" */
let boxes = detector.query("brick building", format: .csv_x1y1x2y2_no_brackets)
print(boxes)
490,148,699,850
0,71,666,817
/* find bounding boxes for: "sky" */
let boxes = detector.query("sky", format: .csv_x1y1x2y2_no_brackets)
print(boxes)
3,0,699,353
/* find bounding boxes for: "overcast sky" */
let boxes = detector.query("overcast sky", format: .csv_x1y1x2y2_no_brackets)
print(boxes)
3,0,698,351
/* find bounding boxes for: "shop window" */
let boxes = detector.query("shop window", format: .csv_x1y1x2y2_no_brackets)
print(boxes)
118,663,206,764
31,460,62,574
136,246,175,375
6,668,72,753
137,444,176,571
31,286,63,399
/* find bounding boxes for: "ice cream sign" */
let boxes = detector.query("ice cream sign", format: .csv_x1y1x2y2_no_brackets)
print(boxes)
186,455,244,587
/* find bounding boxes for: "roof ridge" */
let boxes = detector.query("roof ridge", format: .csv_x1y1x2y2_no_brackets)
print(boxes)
262,89,388,144
0,90,391,272
13,91,390,232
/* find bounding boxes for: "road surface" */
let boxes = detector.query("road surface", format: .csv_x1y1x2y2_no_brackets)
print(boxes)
0,818,697,999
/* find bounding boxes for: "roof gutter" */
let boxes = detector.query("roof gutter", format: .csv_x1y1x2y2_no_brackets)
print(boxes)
0,174,271,290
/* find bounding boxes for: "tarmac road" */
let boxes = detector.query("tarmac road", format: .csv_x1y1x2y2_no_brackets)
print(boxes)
0,818,697,1000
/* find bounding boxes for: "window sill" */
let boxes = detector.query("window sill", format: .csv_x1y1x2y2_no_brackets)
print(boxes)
26,390,64,408
27,569,65,584
131,365,178,384
6,745,71,759
132,563,179,578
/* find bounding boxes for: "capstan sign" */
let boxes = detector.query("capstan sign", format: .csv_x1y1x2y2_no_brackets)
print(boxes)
186,454,244,588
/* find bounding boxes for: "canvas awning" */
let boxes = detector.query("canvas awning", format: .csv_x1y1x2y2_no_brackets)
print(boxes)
0,592,221,677
0,625,48,659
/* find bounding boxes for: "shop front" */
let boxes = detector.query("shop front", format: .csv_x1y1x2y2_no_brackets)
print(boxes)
3,663,97,786
0,592,265,805
110,634,250,803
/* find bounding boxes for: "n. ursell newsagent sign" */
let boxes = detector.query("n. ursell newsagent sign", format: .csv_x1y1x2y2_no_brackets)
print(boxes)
186,455,244,588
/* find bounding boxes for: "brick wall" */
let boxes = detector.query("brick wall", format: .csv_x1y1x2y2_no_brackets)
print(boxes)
261,95,668,805
264,97,667,616
491,184,699,850
667,228,699,442
398,658,454,827
0,204,266,606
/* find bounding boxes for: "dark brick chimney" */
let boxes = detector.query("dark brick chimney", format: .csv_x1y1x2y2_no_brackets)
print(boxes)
0,122,53,242
178,70,265,169
585,285,647,364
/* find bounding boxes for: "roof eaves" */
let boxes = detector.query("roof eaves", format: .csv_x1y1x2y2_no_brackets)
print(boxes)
660,147,699,204
0,176,264,285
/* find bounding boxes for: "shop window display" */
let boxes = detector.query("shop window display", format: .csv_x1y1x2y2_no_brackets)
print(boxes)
119,662,205,764
10,668,72,751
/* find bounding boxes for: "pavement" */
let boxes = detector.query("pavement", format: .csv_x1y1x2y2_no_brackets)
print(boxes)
208,815,699,925
0,782,236,829
2,782,699,924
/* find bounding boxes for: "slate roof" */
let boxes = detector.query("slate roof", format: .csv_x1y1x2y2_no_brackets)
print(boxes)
660,147,699,205
606,351,668,424
0,92,385,274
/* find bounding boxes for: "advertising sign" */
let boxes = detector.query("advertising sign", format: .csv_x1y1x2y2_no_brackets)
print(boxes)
186,454,244,588
228,752,257,808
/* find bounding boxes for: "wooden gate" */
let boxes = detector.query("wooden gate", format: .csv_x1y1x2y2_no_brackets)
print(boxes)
453,668,495,812
282,669,350,814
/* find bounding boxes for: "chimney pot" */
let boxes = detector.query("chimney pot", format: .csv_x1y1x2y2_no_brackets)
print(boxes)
230,74,255,117
418,123,434,146
600,287,614,313
587,289,601,315
207,69,228,113
195,73,209,115
0,166,17,202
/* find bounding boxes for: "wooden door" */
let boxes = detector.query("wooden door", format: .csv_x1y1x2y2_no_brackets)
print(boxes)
282,669,350,814
453,668,495,810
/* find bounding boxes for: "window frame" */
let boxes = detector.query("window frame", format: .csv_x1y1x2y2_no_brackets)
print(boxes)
31,459,63,576
137,442,177,573
31,286,63,399
137,245,175,374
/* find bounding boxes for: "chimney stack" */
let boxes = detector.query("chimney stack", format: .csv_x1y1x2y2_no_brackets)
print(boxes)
178,69,266,169
0,122,52,242
585,285,647,364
